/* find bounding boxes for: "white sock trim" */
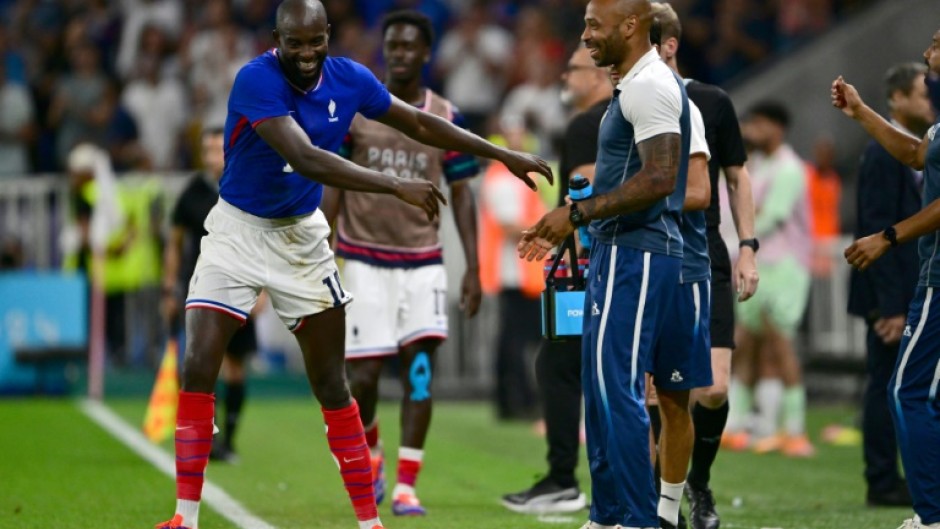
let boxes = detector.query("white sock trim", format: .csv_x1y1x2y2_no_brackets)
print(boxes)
358,516,381,529
398,446,424,462
658,480,685,526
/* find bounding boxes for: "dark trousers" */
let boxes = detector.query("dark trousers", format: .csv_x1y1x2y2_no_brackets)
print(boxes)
536,337,582,487
495,289,541,419
863,323,903,494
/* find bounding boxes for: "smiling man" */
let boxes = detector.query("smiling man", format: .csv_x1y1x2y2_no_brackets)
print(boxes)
518,0,692,528
320,10,482,518
154,1,552,529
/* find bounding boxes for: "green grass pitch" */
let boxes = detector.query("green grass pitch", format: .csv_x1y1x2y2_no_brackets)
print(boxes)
0,398,911,529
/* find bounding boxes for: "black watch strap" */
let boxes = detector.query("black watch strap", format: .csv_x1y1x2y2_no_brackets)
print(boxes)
739,238,760,253
883,226,899,247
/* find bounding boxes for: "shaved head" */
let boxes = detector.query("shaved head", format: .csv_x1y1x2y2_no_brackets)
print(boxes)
276,0,327,31
582,0,653,74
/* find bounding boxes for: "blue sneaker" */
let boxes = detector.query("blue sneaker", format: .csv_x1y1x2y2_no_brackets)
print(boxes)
371,450,386,505
392,491,426,516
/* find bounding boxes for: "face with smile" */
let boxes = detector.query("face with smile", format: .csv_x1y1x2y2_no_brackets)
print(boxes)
582,0,629,69
274,4,330,90
383,23,429,85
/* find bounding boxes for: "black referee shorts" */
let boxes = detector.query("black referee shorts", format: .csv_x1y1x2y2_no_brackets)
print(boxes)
707,228,736,350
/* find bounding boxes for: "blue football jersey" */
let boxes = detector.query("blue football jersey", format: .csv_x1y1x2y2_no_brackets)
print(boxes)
221,51,392,218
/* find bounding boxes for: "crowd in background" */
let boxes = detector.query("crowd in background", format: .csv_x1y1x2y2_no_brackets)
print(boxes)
0,0,877,177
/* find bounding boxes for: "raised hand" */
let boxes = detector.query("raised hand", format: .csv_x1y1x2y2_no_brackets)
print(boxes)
831,76,864,118
395,179,448,221
844,233,890,271
501,150,554,191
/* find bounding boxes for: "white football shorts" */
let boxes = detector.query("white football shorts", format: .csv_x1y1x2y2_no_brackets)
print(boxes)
186,199,352,331
342,260,448,358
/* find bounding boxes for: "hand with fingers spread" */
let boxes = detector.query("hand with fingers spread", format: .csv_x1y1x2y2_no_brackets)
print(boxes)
517,206,573,262
844,232,890,271
394,179,448,221
831,76,865,119
500,149,554,191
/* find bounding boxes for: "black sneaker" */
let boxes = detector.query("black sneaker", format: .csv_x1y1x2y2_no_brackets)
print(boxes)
659,512,687,529
209,443,239,464
501,476,587,514
867,481,912,507
685,483,719,529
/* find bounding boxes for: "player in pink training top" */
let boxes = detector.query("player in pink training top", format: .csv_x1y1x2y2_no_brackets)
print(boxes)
155,1,552,529
322,10,482,517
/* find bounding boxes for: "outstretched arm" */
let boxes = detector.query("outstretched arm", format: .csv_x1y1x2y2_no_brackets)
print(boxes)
255,116,445,220
518,132,681,261
832,76,929,170
376,97,554,190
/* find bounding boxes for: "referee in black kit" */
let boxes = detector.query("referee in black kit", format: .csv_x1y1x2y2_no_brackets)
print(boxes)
648,5,759,529
501,43,612,514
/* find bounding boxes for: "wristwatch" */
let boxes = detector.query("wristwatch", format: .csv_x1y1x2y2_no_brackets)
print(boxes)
739,238,760,253
883,226,899,247
569,203,587,227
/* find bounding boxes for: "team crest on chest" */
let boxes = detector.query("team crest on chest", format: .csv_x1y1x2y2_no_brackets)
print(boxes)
328,99,338,123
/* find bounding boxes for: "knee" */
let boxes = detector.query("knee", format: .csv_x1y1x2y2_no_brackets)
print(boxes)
347,361,381,393
696,382,729,409
181,349,218,392
313,376,351,409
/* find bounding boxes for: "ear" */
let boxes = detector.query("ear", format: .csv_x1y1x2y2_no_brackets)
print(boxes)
664,37,679,59
272,28,280,44
326,24,331,41
621,14,638,38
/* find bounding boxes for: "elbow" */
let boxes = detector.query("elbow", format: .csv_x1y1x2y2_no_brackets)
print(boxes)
690,191,711,211
655,173,677,199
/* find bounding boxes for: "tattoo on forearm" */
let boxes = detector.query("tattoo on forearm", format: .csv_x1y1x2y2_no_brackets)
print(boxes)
581,133,681,221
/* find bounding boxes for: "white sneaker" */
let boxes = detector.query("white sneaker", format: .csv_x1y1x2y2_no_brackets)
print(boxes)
897,516,940,529
579,521,616,529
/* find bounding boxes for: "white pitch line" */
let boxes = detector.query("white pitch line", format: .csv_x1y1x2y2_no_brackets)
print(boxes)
80,399,277,529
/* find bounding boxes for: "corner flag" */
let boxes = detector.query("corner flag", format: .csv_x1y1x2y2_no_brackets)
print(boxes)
143,338,180,443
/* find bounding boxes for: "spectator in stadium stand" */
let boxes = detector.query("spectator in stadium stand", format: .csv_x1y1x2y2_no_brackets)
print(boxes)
321,10,482,517
835,26,940,529
0,60,36,177
434,0,513,135
518,1,699,527
153,1,551,528
47,40,116,167
644,5,760,529
501,43,611,516
846,62,934,510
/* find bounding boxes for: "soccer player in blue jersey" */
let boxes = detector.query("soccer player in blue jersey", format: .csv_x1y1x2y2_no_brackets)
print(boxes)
834,27,940,529
519,0,694,527
155,1,552,529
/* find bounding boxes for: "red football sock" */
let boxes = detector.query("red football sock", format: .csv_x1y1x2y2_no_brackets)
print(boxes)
175,391,215,501
364,420,380,450
323,400,377,521
397,456,422,488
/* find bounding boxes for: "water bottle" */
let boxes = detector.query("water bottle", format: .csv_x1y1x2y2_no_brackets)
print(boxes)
569,174,593,251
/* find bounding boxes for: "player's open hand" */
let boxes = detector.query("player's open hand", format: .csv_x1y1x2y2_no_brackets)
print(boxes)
395,179,447,221
501,150,554,191
735,248,759,302
844,233,890,271
517,207,574,262
831,76,863,118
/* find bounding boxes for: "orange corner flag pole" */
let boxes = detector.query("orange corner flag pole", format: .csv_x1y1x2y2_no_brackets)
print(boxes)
143,338,180,443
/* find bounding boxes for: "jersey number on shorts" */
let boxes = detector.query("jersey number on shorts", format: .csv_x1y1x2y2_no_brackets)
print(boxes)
322,271,347,307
